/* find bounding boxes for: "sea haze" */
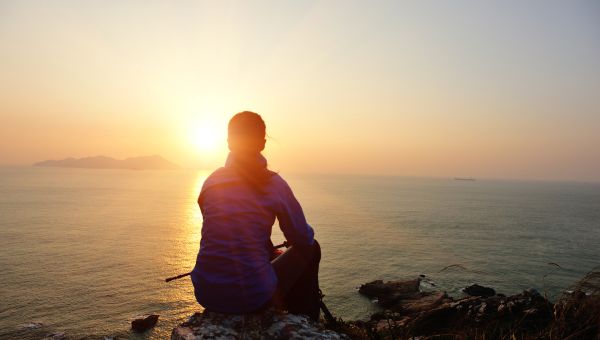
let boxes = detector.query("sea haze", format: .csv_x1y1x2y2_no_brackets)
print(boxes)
0,167,598,338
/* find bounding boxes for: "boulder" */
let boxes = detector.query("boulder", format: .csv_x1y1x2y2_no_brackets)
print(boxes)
463,284,496,298
171,309,348,339
131,314,159,333
359,279,421,307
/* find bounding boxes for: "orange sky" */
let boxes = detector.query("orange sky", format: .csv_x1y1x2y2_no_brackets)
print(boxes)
1,1,599,181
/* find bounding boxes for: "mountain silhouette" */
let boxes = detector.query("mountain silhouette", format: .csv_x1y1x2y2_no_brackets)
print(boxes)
33,155,179,170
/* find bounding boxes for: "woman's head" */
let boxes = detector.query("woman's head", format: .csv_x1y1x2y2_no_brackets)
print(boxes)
228,111,266,154
226,111,273,192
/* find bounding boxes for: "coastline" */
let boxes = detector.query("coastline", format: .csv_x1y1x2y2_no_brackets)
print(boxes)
10,271,598,339
171,271,599,339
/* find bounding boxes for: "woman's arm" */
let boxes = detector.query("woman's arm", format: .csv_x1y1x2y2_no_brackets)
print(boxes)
275,179,315,247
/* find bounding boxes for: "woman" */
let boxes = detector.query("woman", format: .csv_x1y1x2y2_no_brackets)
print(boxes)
191,111,321,320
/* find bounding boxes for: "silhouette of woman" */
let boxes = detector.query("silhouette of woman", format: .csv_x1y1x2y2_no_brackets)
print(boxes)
191,111,321,320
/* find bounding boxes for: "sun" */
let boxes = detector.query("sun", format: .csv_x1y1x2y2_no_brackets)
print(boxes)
190,120,226,154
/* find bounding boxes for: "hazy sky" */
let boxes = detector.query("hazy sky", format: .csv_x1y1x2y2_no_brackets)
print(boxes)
1,0,599,181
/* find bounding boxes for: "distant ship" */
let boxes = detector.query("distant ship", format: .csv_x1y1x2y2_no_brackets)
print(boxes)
454,177,476,181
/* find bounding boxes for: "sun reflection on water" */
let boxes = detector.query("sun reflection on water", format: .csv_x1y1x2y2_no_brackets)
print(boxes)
156,170,212,335
175,171,210,271
189,171,210,221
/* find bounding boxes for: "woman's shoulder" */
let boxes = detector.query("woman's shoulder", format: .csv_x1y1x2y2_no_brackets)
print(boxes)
201,167,239,189
268,171,285,184
268,172,294,193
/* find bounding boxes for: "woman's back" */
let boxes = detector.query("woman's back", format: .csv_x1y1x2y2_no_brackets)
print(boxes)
191,152,314,313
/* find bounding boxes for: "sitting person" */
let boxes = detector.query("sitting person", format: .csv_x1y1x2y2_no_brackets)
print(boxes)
191,111,321,320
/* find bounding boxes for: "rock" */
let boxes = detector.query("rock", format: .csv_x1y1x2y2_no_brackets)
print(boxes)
409,303,459,334
131,314,159,333
463,284,496,298
478,302,487,315
524,288,540,296
497,303,506,313
358,279,421,308
359,279,420,297
171,309,348,339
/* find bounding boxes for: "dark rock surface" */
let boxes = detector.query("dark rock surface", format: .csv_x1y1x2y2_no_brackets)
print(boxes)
463,283,496,297
358,279,422,308
131,314,159,333
171,309,348,339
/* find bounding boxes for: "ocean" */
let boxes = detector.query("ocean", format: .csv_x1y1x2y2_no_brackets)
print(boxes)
1,166,599,339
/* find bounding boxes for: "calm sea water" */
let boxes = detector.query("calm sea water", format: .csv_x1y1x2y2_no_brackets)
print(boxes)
1,167,599,339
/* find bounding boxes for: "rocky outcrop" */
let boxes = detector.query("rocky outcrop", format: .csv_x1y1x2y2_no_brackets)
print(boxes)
170,272,600,339
355,278,554,338
171,309,348,339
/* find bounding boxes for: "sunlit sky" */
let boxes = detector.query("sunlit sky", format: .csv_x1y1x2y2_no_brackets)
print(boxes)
1,1,599,181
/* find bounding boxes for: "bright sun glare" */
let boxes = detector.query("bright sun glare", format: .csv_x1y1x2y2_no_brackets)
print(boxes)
190,120,225,154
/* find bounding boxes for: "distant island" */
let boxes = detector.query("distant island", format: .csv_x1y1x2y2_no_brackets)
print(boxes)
33,155,179,170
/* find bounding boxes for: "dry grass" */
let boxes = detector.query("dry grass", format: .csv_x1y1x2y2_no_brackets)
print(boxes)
545,269,600,340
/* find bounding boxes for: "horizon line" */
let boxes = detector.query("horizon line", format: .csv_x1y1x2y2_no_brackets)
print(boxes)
1,163,599,184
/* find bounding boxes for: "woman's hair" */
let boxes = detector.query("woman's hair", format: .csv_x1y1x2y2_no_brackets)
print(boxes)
228,111,266,148
227,111,273,193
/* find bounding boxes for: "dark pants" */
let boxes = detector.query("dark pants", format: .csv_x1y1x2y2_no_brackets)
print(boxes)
270,240,321,321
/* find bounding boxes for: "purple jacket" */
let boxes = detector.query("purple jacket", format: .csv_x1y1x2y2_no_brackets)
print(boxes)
191,153,315,313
